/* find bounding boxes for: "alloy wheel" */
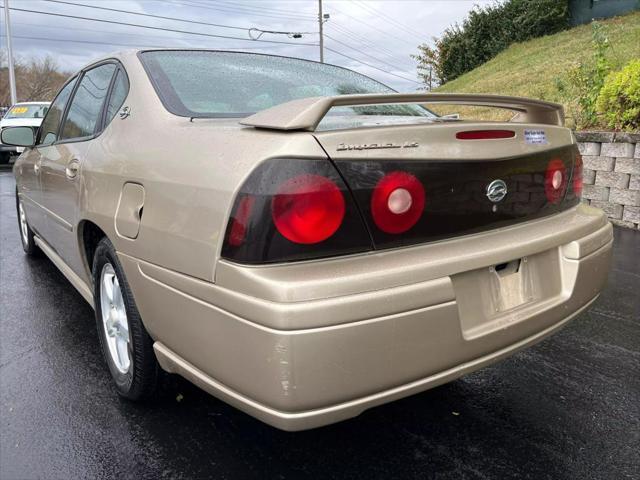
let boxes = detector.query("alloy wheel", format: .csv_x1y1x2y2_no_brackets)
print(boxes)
100,263,131,374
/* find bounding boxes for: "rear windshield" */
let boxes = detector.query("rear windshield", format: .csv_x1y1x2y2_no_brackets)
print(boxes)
139,50,434,119
5,104,49,119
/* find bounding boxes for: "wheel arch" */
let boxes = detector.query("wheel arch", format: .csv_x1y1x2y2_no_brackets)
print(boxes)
78,219,109,280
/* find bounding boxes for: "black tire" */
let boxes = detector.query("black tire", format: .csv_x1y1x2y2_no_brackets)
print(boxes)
93,236,159,400
15,190,39,256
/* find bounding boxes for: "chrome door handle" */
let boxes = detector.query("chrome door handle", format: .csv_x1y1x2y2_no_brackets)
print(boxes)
65,160,80,179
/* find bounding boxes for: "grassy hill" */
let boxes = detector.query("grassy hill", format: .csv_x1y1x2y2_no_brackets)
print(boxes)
429,11,640,126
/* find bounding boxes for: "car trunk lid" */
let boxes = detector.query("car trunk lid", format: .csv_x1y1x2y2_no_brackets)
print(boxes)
313,122,581,250
241,93,581,252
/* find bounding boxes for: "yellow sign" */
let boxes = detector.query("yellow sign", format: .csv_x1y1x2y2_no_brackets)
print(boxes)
10,107,28,115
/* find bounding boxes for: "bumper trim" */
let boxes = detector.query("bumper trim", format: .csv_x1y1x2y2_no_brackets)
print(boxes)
135,256,455,331
562,222,613,259
154,294,599,431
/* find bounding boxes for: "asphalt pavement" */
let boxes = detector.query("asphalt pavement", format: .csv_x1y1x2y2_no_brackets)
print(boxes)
1,169,638,480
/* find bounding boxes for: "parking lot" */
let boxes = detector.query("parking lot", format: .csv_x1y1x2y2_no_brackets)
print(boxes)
0,169,638,479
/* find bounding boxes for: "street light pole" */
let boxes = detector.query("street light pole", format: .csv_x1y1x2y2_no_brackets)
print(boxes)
318,0,324,63
3,0,17,105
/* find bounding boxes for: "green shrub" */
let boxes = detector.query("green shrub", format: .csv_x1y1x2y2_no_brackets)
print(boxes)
596,60,640,131
554,22,611,129
414,0,569,85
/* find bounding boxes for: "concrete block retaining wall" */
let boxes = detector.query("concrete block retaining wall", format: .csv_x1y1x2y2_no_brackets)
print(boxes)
576,131,640,229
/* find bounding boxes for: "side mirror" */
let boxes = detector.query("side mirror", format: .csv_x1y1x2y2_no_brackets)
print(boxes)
1,126,36,147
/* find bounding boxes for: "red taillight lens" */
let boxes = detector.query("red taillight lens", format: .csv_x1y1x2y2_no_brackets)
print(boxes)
222,159,371,264
573,153,583,197
456,130,515,140
371,171,425,234
272,174,345,244
545,158,568,204
227,195,255,247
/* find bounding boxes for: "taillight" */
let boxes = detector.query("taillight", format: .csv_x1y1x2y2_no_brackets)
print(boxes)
221,159,371,264
271,174,345,244
456,130,515,140
573,153,583,197
544,158,568,204
371,171,425,234
227,195,255,247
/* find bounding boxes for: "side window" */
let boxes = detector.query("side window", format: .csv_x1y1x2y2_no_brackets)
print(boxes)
60,63,116,141
37,78,77,146
105,70,129,125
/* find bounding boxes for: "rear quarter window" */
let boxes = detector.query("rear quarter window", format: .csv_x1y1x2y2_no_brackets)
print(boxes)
61,63,116,140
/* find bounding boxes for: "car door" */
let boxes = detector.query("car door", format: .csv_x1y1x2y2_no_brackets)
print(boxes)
39,62,118,276
18,77,77,237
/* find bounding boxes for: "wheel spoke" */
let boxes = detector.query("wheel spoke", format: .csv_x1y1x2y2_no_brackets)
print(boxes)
113,280,123,309
18,201,29,244
114,309,129,341
105,310,116,337
99,263,131,374
115,337,130,370
103,273,115,302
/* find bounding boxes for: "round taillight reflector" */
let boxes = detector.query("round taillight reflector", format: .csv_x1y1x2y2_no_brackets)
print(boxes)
545,158,568,204
371,171,425,234
388,188,413,214
271,174,345,244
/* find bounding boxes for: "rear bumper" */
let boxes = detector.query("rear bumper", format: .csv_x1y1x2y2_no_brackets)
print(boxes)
152,295,599,430
118,204,613,431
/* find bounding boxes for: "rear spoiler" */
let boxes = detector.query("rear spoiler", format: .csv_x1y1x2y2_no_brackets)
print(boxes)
240,93,564,131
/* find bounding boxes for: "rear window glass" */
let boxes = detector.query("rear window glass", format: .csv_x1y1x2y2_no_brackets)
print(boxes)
6,104,49,119
139,50,434,119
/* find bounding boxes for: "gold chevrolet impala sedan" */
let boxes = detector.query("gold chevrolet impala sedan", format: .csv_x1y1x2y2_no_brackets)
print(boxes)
4,50,612,430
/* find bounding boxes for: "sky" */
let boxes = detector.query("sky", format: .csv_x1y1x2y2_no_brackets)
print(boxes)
0,0,493,91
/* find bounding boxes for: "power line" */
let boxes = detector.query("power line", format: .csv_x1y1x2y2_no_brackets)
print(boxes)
0,33,289,51
41,0,316,41
329,23,398,58
41,0,253,33
327,24,415,68
185,0,316,19
9,20,213,44
329,4,419,48
324,33,415,74
6,6,319,46
198,0,316,19
1,2,419,87
1,30,419,87
10,21,308,49
166,0,318,23
324,46,421,85
351,0,428,41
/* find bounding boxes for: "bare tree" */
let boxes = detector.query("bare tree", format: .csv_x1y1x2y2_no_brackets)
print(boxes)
1,53,71,106
21,56,68,101
0,50,23,106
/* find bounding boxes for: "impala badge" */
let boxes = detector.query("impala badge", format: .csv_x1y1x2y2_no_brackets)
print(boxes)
337,141,419,151
486,179,507,203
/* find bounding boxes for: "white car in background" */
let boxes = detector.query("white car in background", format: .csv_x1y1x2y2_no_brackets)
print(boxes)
0,102,50,163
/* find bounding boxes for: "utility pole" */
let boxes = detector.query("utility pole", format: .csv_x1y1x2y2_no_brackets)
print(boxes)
318,0,324,63
3,0,17,105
